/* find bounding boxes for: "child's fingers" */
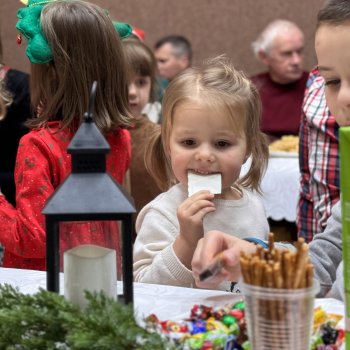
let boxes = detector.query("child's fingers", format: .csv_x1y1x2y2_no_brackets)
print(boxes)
178,199,215,220
190,205,216,223
179,191,215,212
187,190,215,203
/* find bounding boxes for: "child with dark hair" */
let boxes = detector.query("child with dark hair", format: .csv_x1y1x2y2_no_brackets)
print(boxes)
122,37,161,237
0,0,134,272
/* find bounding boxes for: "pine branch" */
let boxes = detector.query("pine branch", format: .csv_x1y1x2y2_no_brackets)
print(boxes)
0,284,171,350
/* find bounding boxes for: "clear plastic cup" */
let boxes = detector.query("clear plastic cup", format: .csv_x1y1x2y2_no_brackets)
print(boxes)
241,280,320,350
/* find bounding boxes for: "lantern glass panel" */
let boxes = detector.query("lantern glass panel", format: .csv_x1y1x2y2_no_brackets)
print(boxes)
58,220,121,279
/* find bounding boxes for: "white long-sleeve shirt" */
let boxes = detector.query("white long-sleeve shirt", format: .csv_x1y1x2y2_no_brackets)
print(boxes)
133,183,269,289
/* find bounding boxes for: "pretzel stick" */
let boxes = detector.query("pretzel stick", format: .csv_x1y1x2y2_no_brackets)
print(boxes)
299,257,311,289
293,243,309,288
255,245,266,260
295,237,307,287
272,262,283,289
266,263,281,344
265,265,277,314
273,262,284,322
253,258,264,286
254,245,262,257
275,252,286,323
240,254,252,285
306,263,314,288
273,248,283,263
268,232,275,253
283,252,293,289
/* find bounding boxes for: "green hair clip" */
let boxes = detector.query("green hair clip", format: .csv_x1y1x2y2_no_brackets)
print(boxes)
16,0,133,64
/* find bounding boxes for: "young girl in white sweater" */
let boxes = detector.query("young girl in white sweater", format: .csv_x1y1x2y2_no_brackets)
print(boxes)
133,56,269,290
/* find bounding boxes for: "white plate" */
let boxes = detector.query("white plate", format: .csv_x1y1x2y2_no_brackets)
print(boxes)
269,151,298,158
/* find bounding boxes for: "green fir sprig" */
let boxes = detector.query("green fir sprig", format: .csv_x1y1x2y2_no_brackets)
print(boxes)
0,284,171,350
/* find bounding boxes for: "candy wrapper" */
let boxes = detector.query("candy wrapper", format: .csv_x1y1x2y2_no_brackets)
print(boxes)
312,306,345,350
145,302,344,350
145,301,248,349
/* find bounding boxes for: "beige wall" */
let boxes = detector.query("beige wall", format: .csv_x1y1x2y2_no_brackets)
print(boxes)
1,0,324,76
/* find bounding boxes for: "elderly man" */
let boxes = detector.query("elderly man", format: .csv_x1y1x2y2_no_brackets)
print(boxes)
251,20,309,142
154,35,192,86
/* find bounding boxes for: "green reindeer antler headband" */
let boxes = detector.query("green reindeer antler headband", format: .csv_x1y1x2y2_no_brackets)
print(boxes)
16,0,54,64
16,0,133,64
113,21,133,40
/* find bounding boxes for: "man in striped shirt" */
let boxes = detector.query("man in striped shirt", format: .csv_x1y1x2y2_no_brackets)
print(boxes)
297,67,340,242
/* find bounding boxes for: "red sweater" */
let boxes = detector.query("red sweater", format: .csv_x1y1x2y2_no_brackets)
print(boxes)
0,122,131,271
250,72,309,140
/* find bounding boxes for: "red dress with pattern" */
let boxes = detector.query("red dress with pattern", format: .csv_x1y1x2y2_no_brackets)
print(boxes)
0,121,131,271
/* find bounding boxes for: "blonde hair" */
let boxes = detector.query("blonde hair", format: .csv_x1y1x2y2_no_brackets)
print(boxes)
122,37,157,102
145,56,268,192
28,0,134,132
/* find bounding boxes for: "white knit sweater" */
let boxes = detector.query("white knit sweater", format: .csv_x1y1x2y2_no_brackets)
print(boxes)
133,183,269,289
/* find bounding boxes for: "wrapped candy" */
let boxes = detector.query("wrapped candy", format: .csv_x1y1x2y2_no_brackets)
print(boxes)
144,302,343,350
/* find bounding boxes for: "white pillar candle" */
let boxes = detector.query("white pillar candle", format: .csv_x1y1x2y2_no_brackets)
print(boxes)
64,244,117,308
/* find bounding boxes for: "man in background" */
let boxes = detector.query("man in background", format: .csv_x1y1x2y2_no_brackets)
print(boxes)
154,35,192,88
152,35,192,122
251,20,308,142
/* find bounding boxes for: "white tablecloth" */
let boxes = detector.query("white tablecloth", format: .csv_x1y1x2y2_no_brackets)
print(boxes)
241,155,299,222
0,267,344,326
0,267,240,322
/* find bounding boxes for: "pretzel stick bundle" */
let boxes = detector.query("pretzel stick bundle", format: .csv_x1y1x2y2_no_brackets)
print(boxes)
240,233,315,345
240,234,314,289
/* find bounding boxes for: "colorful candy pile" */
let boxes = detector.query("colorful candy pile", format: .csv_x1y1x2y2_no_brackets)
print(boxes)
311,306,344,350
145,301,248,349
144,302,344,350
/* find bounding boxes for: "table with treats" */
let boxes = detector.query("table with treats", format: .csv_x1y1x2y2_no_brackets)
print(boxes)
240,135,300,222
0,267,344,349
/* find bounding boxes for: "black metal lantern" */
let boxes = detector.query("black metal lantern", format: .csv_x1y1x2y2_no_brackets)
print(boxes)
42,82,135,304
